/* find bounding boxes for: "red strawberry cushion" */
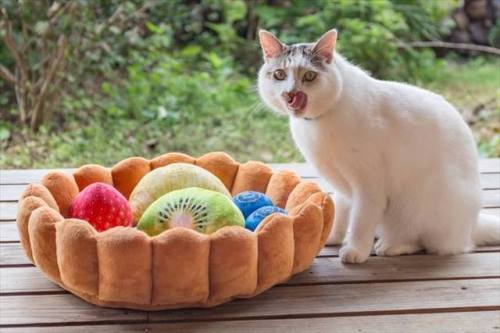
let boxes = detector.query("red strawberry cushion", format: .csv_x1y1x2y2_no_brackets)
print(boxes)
69,182,133,232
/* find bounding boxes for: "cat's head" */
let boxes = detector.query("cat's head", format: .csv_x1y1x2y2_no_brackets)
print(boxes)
257,29,342,119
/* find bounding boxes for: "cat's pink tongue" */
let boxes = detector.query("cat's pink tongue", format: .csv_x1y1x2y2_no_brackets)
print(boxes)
289,91,307,110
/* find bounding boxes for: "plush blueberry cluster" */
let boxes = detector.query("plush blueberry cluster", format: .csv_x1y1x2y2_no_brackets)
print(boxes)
232,191,287,231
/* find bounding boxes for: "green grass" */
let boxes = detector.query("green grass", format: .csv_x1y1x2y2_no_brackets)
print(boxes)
422,57,499,106
1,58,498,169
0,104,302,169
420,57,499,157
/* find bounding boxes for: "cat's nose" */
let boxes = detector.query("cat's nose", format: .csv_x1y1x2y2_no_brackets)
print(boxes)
282,91,295,103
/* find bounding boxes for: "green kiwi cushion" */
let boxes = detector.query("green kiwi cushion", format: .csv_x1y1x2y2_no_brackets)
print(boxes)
137,187,244,236
129,163,231,223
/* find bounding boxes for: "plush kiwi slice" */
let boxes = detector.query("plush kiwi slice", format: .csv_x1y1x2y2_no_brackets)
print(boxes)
129,163,231,223
137,187,244,236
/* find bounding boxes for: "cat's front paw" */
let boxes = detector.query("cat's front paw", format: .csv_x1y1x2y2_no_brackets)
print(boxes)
339,245,369,264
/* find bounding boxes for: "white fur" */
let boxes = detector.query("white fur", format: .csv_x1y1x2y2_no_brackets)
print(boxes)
257,32,500,263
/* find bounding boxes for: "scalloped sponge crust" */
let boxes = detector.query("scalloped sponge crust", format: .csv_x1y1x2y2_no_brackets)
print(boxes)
16,151,335,311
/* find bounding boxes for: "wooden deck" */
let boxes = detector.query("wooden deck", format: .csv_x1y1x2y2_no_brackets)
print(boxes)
0,160,499,332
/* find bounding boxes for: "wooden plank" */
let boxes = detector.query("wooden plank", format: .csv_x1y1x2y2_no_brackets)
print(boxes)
483,189,500,208
1,159,498,185
0,179,328,202
1,178,497,202
2,252,499,295
2,193,498,222
317,174,497,192
290,252,500,285
1,228,498,252
3,178,496,203
0,176,497,203
0,184,27,202
0,294,146,326
2,311,500,333
0,174,495,202
0,165,320,185
0,169,73,185
482,173,500,190
0,243,32,266
0,222,17,242
271,161,500,177
0,279,498,326
479,159,500,173
0,202,17,221
157,279,500,321
268,163,318,177
273,161,500,177
3,238,499,267
318,245,500,257
0,266,62,294
5,211,500,246
482,207,500,216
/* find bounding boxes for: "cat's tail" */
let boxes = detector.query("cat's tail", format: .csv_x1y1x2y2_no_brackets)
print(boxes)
472,213,500,246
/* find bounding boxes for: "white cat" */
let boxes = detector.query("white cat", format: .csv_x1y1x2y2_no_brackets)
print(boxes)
257,29,500,263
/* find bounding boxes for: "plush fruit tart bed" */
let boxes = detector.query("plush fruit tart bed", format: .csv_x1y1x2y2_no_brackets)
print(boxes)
17,152,335,311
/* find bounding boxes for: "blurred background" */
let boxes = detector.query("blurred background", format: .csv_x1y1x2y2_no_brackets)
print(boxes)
1,0,499,169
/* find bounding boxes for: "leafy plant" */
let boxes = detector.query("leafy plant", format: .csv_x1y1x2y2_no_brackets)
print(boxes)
0,2,71,130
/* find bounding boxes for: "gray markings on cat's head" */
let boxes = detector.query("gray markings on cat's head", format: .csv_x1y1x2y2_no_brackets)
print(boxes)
271,43,325,70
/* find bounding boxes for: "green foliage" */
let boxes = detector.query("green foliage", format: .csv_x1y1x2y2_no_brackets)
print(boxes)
253,0,455,80
1,0,497,168
489,23,500,48
1,0,456,118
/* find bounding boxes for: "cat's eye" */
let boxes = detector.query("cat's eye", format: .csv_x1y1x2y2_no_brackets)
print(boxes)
273,69,287,81
303,71,317,82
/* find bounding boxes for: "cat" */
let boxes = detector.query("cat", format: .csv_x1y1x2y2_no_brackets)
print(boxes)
257,29,500,263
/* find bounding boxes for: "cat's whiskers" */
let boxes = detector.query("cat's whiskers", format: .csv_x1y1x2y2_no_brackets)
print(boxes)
244,99,267,120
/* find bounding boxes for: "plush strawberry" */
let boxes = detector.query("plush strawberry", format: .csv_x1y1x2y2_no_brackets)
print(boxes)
69,182,133,232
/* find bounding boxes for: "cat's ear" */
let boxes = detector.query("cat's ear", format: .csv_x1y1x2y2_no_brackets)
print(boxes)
259,29,285,60
312,29,337,64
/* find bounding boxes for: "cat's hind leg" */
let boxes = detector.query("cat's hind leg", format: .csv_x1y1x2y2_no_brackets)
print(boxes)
379,175,479,257
373,197,423,257
420,207,475,255
420,173,480,255
374,239,422,256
